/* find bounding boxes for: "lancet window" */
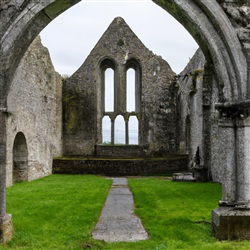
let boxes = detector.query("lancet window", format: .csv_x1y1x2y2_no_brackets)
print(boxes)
100,59,141,145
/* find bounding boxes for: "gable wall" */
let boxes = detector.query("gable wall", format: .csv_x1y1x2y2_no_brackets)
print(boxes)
63,18,178,157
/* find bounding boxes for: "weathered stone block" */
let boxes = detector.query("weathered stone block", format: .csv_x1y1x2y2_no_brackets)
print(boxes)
212,206,250,240
0,214,14,243
172,172,196,182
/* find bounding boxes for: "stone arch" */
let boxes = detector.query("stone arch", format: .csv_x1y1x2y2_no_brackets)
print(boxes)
100,58,117,112
153,0,247,102
0,1,249,241
12,132,28,183
0,0,247,105
100,58,117,71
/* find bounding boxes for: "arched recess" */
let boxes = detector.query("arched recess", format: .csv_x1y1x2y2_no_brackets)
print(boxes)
12,132,28,183
0,0,247,105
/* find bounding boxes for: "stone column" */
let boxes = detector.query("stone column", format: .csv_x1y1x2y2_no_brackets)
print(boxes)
125,119,129,145
236,115,250,204
0,110,13,243
212,104,250,240
217,115,236,204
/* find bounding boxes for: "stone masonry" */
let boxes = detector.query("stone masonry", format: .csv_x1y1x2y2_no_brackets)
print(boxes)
63,17,178,157
1,0,250,242
6,36,62,187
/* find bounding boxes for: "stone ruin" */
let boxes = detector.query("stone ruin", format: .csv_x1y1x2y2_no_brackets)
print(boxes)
6,36,62,187
5,17,188,180
1,0,250,242
62,17,178,158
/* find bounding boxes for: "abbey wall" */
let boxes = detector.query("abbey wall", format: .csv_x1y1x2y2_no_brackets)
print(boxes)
178,48,225,183
5,36,62,187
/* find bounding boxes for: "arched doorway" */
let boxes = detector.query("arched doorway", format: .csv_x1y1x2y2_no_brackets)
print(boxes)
12,132,28,183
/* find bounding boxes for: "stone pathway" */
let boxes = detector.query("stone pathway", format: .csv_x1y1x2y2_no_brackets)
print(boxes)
92,178,148,242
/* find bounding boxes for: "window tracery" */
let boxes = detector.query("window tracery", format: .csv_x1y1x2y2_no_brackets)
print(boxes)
100,59,141,145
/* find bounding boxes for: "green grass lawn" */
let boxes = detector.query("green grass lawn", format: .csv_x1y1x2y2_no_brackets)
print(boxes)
1,175,250,250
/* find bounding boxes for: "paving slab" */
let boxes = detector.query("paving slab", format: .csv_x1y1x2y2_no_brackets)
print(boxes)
92,177,148,242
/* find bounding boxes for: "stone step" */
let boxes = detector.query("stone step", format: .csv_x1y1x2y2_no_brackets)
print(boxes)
52,155,188,176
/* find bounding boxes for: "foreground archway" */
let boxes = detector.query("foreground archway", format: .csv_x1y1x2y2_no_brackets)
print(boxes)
1,0,247,103
0,0,249,242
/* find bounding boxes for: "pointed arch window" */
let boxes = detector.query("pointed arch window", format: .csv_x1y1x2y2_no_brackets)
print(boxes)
104,68,114,112
99,58,141,145
126,68,136,112
102,116,111,144
125,60,141,113
115,115,126,144
128,116,139,145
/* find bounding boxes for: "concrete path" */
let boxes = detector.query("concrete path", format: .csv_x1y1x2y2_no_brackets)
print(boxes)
92,178,148,242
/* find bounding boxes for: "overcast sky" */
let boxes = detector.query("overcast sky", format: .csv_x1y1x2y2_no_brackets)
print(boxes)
40,0,199,76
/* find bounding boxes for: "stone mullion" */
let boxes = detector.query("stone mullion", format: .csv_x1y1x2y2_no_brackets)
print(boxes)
125,119,129,145
135,67,141,113
111,119,114,145
120,65,126,113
